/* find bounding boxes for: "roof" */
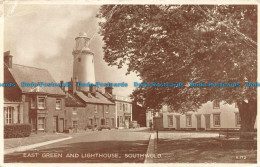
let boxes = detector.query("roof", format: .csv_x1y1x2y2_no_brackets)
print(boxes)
8,64,65,96
75,91,114,105
4,96,21,103
103,92,132,103
65,93,85,107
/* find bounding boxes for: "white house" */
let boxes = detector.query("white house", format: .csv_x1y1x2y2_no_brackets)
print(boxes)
162,100,257,130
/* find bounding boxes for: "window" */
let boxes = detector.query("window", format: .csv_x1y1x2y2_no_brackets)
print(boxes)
120,103,122,110
123,104,125,112
168,115,173,127
213,100,220,109
38,97,46,109
105,118,109,125
213,114,221,126
105,105,109,113
94,105,98,113
56,99,61,110
72,108,77,115
89,119,93,125
235,113,241,126
186,115,192,127
31,97,36,109
38,117,45,130
4,107,13,124
78,58,81,62
73,121,78,128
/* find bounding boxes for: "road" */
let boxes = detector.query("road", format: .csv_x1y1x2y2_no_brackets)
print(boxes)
4,129,151,163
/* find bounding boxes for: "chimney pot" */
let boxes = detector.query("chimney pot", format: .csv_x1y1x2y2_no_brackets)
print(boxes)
4,51,13,68
105,87,113,95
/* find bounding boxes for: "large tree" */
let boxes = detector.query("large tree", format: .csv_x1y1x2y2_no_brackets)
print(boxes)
97,5,257,138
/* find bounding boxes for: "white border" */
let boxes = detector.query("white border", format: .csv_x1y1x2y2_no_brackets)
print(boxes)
0,1,259,167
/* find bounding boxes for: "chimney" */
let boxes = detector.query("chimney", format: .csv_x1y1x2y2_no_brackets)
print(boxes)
105,87,113,95
4,51,13,68
60,80,65,92
68,78,77,95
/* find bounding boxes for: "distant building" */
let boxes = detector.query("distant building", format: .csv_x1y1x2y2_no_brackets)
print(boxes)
162,101,257,130
4,51,66,132
103,87,132,128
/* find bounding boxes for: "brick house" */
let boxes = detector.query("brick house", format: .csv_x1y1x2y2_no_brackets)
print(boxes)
64,84,116,130
4,51,66,132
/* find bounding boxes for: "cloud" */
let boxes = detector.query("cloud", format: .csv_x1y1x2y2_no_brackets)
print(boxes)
4,4,98,62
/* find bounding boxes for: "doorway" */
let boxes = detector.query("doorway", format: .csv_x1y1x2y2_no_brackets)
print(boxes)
53,116,58,132
59,118,64,132
175,115,180,130
204,114,210,130
196,115,201,129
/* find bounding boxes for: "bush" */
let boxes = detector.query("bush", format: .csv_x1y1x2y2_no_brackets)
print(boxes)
4,124,31,138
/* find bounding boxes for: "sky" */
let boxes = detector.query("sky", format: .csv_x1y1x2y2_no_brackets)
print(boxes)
4,4,141,97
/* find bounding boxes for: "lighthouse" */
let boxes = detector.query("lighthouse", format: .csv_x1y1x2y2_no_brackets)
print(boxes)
72,32,95,92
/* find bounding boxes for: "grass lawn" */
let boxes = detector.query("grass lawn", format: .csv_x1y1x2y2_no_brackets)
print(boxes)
154,137,256,163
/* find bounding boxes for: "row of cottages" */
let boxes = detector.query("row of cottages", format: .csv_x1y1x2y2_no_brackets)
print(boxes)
162,101,257,130
64,83,116,131
3,51,132,132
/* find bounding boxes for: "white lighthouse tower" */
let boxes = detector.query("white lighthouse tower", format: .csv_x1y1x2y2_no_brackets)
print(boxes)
72,32,95,91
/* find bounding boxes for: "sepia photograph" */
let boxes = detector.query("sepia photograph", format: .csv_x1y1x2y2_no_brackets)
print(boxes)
1,1,258,165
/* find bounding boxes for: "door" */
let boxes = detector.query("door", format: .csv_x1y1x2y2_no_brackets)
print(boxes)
59,118,64,132
196,115,201,129
204,114,210,130
111,118,114,127
53,116,58,132
175,116,180,130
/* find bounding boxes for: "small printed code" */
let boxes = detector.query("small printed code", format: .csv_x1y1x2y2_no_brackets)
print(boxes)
236,156,247,160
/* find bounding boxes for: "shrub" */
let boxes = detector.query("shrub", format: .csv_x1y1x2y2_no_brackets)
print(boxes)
4,124,31,138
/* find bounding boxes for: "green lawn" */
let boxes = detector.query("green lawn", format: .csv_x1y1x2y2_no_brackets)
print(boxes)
154,137,256,163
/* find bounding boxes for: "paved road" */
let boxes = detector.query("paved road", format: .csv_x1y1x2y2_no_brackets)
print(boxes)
4,130,151,163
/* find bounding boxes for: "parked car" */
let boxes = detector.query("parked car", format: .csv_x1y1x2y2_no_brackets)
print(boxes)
98,125,111,131
129,121,139,129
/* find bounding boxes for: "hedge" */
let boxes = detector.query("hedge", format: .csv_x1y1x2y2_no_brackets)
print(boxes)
4,124,32,138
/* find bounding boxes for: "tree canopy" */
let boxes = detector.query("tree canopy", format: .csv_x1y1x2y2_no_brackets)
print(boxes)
97,5,257,112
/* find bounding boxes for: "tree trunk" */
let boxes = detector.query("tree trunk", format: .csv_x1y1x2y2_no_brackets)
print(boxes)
237,99,257,140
